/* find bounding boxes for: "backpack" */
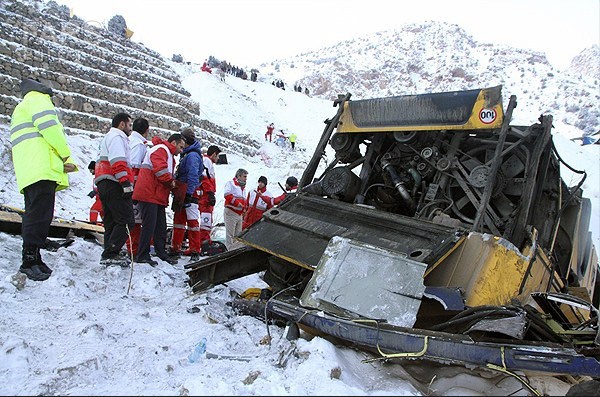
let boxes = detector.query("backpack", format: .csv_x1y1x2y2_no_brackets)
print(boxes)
201,240,227,256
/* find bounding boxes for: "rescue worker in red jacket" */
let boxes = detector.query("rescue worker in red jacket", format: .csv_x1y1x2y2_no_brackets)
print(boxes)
242,175,273,230
132,134,185,266
271,176,298,206
223,168,248,250
126,117,151,256
197,145,221,253
201,61,212,73
87,160,103,224
95,113,135,266
265,122,274,142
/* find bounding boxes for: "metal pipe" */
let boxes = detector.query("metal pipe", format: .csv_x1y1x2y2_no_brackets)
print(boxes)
381,159,414,211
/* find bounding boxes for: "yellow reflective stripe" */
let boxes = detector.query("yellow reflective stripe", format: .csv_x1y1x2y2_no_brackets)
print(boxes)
31,109,57,123
11,131,43,147
10,122,34,134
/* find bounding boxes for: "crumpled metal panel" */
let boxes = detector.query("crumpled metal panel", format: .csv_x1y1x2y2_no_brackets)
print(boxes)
300,236,427,327
267,297,600,377
466,312,527,339
237,194,462,270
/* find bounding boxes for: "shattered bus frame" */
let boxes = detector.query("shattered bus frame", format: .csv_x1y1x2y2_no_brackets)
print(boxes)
186,86,599,379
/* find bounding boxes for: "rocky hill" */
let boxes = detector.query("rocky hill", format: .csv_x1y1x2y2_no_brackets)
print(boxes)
568,44,600,82
1,0,597,146
0,0,261,156
259,22,600,135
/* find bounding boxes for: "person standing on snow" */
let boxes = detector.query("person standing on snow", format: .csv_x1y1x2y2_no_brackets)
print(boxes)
87,160,103,225
132,134,185,266
126,117,151,257
242,175,273,230
265,122,274,142
288,132,297,150
95,113,135,267
170,128,204,257
197,145,221,258
10,77,78,281
223,168,248,250
271,176,298,206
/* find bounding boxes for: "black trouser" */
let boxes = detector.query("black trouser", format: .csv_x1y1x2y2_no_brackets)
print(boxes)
22,180,56,249
136,201,167,260
97,179,135,259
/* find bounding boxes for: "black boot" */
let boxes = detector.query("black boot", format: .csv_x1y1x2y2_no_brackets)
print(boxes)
36,248,52,275
20,246,50,281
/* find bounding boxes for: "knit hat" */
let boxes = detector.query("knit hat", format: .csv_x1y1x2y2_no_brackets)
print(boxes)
181,128,196,145
258,176,268,185
286,176,298,188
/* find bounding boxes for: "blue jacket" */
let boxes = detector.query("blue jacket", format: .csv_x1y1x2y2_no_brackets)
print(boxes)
176,141,204,195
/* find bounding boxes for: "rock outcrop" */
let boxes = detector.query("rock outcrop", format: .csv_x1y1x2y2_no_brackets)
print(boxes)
0,0,260,156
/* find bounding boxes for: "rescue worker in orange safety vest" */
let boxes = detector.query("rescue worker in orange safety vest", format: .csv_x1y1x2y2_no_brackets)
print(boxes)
242,175,273,230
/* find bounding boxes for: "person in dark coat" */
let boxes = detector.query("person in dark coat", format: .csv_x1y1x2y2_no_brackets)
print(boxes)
170,128,204,256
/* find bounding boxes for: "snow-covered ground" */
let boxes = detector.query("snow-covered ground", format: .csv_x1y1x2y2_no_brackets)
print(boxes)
0,66,597,396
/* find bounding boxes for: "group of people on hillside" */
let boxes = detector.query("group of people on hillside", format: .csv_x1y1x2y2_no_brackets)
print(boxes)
292,84,309,95
265,123,298,150
223,172,298,250
9,77,300,282
214,58,251,80
91,119,225,266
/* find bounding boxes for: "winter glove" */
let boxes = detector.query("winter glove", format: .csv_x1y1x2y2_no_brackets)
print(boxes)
87,190,97,198
184,193,193,208
120,181,134,199
207,191,216,206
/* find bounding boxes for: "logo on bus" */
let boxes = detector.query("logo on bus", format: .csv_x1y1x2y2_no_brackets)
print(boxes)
479,108,497,124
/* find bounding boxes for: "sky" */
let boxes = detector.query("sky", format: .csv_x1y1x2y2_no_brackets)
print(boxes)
53,0,600,70
1,62,596,395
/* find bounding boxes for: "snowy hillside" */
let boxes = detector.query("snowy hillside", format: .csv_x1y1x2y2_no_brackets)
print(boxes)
257,22,600,136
